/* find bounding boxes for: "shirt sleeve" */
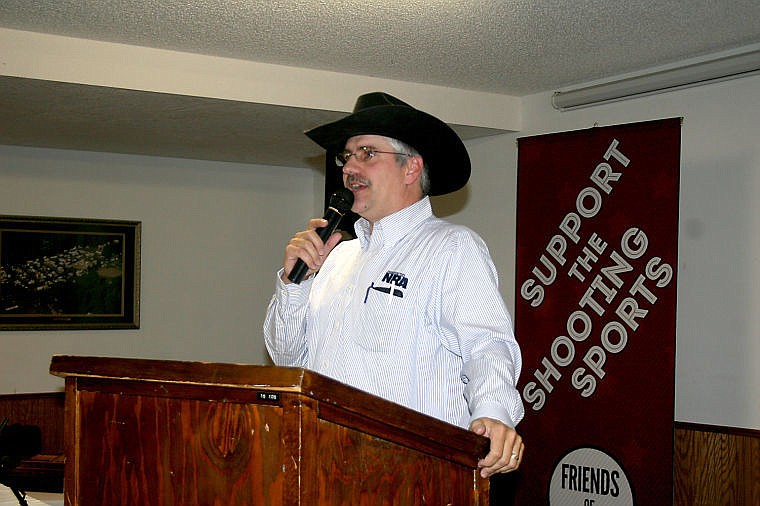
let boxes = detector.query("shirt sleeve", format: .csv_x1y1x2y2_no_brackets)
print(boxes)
262,268,313,367
437,228,525,428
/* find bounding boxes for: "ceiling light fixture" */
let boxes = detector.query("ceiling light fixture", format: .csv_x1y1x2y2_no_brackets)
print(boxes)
551,46,760,110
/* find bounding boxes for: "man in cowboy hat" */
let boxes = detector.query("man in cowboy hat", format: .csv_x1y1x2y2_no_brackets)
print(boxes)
264,92,524,477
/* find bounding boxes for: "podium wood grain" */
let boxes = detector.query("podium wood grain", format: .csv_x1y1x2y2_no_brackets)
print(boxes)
50,355,490,506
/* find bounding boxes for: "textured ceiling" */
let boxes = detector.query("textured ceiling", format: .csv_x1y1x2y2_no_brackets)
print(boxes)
1,1,760,168
3,0,760,94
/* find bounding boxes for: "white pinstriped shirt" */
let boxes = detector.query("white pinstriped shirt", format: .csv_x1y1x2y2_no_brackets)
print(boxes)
264,197,524,429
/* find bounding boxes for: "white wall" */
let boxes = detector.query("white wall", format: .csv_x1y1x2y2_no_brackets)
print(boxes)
0,146,316,392
504,75,760,431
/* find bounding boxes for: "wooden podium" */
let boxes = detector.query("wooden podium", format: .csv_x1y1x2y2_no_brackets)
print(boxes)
50,355,491,505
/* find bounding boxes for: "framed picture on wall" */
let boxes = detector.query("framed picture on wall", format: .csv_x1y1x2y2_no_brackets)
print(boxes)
0,215,141,330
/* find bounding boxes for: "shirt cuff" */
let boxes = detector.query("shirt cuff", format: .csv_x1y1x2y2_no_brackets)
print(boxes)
275,268,312,306
470,401,516,428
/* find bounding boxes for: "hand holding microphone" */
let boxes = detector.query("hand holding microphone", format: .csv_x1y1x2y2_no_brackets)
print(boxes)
285,188,354,284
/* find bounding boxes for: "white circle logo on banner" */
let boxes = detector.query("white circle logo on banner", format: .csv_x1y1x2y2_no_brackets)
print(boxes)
548,447,634,505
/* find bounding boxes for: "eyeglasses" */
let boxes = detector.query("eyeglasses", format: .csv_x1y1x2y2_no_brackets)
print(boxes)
335,146,411,167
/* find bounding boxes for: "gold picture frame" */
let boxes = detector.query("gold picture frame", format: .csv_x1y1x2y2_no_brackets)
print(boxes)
0,215,141,330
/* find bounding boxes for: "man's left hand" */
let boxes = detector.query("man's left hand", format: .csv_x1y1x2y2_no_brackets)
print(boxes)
469,417,524,478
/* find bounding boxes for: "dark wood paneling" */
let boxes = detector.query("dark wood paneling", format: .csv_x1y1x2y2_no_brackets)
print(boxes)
0,392,64,454
0,392,65,492
674,422,760,506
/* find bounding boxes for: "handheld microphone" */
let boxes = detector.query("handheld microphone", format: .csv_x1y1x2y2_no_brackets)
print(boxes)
287,188,354,284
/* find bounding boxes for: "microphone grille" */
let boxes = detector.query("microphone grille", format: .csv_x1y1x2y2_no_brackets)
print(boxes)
330,188,354,212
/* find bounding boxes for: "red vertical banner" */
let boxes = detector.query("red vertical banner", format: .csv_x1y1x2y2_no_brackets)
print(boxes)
514,119,681,505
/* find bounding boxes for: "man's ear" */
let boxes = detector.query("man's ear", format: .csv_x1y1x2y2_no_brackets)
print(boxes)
404,155,423,184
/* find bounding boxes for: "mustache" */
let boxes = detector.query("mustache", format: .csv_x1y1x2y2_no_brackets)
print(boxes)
345,175,370,187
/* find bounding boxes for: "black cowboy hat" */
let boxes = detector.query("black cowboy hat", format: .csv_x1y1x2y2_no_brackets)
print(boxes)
305,92,471,196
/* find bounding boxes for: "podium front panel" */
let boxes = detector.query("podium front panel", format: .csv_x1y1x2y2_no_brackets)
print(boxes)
315,418,479,504
75,387,287,505
52,356,490,505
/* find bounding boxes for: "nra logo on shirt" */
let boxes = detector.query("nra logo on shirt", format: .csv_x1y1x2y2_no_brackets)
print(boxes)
382,270,408,288
364,271,408,303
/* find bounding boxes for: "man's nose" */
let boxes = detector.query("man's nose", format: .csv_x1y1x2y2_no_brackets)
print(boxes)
342,161,359,175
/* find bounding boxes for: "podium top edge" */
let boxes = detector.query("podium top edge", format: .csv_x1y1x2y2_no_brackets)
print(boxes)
49,354,308,390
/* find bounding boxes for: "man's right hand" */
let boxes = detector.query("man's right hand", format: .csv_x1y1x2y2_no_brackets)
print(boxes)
282,218,344,283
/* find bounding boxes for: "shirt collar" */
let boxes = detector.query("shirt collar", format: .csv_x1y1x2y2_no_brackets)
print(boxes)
354,197,433,249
